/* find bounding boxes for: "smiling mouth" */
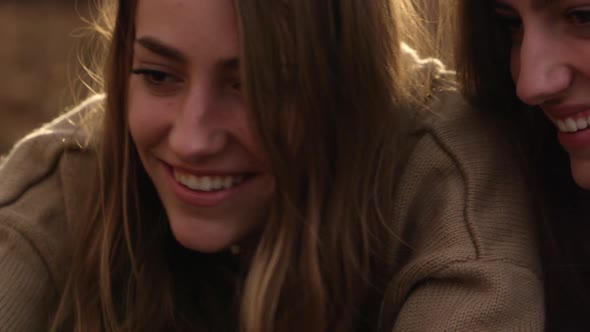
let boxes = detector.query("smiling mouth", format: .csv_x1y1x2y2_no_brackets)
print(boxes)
553,116,590,134
173,169,248,192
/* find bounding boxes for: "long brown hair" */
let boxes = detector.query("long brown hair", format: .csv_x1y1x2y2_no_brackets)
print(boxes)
451,1,590,329
52,0,436,331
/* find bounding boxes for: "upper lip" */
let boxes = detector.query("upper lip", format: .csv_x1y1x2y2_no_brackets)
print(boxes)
541,104,590,120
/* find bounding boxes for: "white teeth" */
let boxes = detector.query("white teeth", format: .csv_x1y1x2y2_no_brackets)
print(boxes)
223,176,233,189
565,118,578,132
555,116,590,133
556,120,567,132
173,171,245,191
202,176,212,191
212,177,222,189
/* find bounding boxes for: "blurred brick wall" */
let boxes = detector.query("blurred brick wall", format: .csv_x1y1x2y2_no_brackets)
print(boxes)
0,2,88,154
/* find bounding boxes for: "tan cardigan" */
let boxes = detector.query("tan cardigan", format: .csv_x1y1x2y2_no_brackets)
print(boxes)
0,93,543,331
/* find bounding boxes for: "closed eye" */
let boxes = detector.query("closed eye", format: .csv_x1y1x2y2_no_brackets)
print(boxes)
493,2,523,43
494,4,522,30
566,7,590,26
230,81,242,92
497,14,523,32
131,68,184,95
131,68,181,85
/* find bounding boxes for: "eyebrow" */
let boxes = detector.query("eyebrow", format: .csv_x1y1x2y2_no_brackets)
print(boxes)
135,36,187,63
134,36,240,71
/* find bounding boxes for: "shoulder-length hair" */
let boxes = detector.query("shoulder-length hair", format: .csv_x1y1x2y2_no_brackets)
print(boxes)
52,0,437,331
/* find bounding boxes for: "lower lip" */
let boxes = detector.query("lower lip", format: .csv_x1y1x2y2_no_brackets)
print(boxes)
557,128,590,152
162,163,253,207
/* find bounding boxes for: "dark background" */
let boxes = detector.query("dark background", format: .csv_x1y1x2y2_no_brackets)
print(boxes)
0,1,88,154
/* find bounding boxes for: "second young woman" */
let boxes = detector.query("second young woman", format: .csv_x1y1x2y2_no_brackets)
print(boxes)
454,0,590,329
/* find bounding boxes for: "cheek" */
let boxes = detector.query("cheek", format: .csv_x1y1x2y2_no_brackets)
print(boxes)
572,43,590,76
127,81,172,151
238,119,268,164
228,105,269,164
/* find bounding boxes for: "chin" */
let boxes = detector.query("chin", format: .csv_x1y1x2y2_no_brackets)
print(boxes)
569,157,590,190
572,175,590,190
172,229,234,253
168,217,240,253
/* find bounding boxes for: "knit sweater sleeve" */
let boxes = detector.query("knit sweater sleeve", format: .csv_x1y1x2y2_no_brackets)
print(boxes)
383,96,544,331
0,95,101,331
392,258,542,331
0,223,57,331
0,131,69,331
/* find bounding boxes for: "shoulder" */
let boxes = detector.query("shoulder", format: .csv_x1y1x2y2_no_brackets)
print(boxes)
381,91,544,330
1,94,103,199
417,89,520,173
0,94,103,216
0,93,104,269
395,89,540,272
0,95,103,326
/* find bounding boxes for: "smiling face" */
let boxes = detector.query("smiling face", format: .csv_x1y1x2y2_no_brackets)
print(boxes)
494,0,590,188
127,0,274,252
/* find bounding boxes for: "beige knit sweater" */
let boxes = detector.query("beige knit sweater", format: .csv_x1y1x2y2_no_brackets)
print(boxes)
0,93,543,331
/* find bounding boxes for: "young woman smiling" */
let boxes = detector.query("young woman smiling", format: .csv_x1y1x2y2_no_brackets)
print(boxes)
0,0,543,330
454,0,590,328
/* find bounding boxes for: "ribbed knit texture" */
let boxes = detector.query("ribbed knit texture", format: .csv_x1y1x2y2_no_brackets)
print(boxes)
0,96,100,331
0,93,544,331
382,91,543,331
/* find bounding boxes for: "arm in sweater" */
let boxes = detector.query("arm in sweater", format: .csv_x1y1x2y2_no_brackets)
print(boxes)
0,133,71,331
384,100,544,331
0,99,99,331
0,223,57,331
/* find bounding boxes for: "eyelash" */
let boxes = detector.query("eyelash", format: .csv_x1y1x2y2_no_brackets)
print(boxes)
494,7,590,42
230,81,242,92
498,16,522,32
131,67,243,98
131,68,182,89
566,7,590,25
493,13,524,44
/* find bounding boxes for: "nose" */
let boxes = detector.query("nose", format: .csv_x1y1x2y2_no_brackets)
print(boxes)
168,85,228,161
513,25,573,106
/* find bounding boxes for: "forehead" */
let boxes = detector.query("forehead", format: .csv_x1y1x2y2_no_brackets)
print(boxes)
495,0,556,9
134,0,239,59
